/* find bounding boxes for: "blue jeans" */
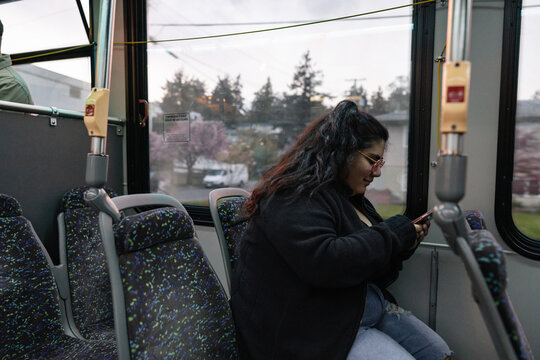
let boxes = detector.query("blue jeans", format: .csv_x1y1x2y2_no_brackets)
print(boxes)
347,284,453,360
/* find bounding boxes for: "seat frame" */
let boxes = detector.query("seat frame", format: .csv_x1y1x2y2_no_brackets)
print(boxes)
55,215,84,338
434,205,531,360
208,187,251,295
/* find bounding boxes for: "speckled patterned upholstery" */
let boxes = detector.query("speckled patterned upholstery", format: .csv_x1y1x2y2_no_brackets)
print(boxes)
0,193,116,359
113,207,238,359
216,196,249,269
59,186,117,341
464,209,487,230
468,230,507,297
468,230,534,359
0,195,22,217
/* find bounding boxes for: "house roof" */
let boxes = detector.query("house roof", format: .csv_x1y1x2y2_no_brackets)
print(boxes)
517,99,540,120
375,110,408,124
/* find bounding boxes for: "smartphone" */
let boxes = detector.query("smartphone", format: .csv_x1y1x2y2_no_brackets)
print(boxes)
412,209,433,224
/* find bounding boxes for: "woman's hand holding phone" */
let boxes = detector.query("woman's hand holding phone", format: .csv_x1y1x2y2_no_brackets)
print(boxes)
412,209,433,224
410,210,432,249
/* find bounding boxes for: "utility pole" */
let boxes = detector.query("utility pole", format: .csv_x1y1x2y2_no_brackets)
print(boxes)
345,78,367,109
345,78,366,89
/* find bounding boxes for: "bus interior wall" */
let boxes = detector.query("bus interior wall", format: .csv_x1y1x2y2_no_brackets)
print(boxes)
0,111,124,263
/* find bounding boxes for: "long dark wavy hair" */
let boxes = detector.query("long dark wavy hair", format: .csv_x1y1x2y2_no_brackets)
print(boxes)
245,100,389,217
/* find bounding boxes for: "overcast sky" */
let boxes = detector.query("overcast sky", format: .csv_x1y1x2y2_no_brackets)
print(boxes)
146,0,412,107
1,0,539,106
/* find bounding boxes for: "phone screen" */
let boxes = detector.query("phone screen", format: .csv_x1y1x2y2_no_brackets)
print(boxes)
412,209,433,224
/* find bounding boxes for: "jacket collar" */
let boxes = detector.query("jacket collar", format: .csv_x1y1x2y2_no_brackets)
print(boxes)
333,180,366,207
0,54,13,71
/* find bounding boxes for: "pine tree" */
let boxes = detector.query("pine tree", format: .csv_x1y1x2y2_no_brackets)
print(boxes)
210,74,244,127
370,87,389,115
250,77,277,124
159,70,208,116
345,82,368,110
387,75,410,112
287,51,325,126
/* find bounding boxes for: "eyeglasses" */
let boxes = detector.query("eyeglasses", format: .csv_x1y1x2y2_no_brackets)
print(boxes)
357,150,385,173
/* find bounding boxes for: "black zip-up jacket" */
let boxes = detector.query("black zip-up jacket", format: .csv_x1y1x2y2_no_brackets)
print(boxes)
230,182,417,359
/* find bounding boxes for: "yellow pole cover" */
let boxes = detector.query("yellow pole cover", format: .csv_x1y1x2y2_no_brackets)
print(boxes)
83,87,110,138
440,61,471,133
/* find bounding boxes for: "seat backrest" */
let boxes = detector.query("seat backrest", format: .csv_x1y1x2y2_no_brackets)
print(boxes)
464,209,487,230
438,207,533,360
57,186,117,340
209,187,250,294
0,193,118,359
104,205,238,359
462,210,533,359
467,229,534,360
0,193,66,357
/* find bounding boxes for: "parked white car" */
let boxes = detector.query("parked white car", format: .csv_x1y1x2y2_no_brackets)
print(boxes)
203,164,249,188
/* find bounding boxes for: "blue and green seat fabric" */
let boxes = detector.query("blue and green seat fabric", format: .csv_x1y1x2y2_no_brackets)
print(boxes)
58,186,118,341
464,209,487,230
112,206,238,359
216,196,249,270
0,193,116,359
464,210,533,360
209,188,251,295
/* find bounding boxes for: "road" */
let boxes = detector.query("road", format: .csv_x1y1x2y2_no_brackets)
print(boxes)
161,181,257,204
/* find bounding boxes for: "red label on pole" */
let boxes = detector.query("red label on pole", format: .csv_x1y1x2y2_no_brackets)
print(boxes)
447,86,465,103
85,104,95,116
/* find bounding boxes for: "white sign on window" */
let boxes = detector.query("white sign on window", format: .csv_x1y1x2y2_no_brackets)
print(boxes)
163,113,190,142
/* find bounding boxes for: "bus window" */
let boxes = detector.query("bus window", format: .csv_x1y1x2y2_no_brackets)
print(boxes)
147,0,413,217
12,59,92,111
2,1,92,111
0,1,89,54
512,0,540,240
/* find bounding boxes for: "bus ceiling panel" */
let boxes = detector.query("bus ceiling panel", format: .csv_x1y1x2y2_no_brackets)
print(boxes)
0,111,124,264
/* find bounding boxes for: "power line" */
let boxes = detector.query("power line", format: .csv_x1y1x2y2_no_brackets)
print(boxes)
119,0,435,45
151,15,410,27
12,0,433,62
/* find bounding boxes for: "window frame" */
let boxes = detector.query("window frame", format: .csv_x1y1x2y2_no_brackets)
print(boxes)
494,0,540,260
125,0,151,195
405,0,436,220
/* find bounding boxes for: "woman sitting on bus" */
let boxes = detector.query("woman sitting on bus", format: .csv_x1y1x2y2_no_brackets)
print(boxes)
230,100,452,360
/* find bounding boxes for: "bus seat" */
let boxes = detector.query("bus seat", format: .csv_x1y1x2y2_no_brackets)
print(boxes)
0,193,117,359
209,187,250,294
56,186,117,341
467,229,534,359
464,209,487,230
108,206,238,359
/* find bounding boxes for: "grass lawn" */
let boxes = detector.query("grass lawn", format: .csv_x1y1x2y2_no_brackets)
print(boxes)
184,200,209,206
183,202,406,218
513,212,540,239
375,207,540,240
373,204,406,219
180,201,540,239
